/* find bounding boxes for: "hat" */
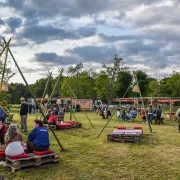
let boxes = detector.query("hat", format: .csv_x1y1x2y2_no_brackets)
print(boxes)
20,97,25,101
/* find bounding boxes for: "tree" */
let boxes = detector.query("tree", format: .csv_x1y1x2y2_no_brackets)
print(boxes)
94,71,110,103
135,70,154,96
165,72,180,97
61,71,97,99
115,70,132,97
101,54,124,103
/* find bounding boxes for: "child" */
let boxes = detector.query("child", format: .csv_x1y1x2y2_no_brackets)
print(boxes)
121,110,126,121
141,109,146,123
117,109,121,120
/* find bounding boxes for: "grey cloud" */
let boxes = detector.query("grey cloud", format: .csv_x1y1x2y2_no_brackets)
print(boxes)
17,25,96,44
67,45,117,62
6,17,22,32
4,0,161,18
19,25,79,44
99,33,141,42
5,0,24,9
76,27,97,37
34,52,79,65
0,18,5,25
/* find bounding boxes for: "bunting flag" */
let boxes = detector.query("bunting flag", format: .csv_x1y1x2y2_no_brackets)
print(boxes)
131,72,140,93
0,81,8,92
132,85,140,93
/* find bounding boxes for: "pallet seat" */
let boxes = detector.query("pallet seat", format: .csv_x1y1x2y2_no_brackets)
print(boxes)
56,123,72,130
33,150,53,155
9,153,28,159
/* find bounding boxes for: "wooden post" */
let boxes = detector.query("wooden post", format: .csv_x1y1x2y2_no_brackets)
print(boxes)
70,97,72,120
134,71,152,133
0,39,11,93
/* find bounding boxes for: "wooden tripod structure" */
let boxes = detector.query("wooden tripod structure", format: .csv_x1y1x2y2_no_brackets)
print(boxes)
97,71,153,138
0,38,64,151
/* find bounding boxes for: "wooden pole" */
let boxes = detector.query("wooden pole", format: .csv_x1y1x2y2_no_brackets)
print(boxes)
97,79,133,138
65,77,94,128
3,38,64,151
134,71,152,133
35,72,52,119
0,39,11,93
70,97,72,120
0,105,27,135
43,69,64,115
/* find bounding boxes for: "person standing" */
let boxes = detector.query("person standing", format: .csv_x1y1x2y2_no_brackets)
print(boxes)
156,106,163,124
20,97,28,132
147,105,153,124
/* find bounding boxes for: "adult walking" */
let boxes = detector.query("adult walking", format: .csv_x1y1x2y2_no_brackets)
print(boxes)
20,97,28,132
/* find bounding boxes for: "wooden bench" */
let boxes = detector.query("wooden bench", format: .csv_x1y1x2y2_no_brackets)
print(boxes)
5,152,59,172
107,134,142,143
43,124,56,130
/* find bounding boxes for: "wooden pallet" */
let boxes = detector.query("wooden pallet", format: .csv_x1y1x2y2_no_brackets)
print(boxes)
43,124,56,130
5,152,59,172
107,134,142,143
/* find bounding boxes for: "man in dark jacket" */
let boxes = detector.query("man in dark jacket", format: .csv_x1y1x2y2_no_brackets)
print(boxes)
20,97,28,132
156,106,163,124
27,119,50,153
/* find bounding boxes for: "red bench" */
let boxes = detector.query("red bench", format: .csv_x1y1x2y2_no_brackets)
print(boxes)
56,123,72,130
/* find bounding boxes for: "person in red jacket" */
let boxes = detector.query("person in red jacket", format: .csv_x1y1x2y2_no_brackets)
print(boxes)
0,120,5,144
48,111,57,125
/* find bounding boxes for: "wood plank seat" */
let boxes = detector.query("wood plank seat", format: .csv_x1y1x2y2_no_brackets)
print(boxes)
5,151,59,172
107,134,142,143
43,124,56,130
56,123,72,130
65,121,82,128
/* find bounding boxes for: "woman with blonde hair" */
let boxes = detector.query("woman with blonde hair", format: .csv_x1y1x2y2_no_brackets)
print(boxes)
5,124,24,156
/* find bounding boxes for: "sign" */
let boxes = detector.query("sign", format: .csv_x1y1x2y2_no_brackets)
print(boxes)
77,99,92,110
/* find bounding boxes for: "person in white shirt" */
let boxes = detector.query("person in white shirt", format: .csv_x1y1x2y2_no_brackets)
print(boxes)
117,109,121,120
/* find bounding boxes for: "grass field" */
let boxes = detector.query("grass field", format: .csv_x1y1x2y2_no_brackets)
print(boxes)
1,111,180,180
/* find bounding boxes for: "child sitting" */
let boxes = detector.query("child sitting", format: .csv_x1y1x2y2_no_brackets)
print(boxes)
5,124,24,156
48,111,57,125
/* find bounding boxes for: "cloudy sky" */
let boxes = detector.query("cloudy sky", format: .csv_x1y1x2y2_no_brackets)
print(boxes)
0,0,180,84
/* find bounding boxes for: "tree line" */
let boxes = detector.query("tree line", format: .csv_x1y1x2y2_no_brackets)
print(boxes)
1,55,180,104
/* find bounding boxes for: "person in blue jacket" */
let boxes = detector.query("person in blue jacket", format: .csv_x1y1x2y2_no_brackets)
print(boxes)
27,119,50,153
0,102,6,123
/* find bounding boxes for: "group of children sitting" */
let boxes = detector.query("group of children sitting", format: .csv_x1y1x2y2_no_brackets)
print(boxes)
0,119,50,156
116,105,164,124
117,108,137,121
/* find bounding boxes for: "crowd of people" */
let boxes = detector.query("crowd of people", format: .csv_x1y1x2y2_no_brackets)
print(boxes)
0,97,180,157
0,97,51,157
116,105,165,124
95,105,112,119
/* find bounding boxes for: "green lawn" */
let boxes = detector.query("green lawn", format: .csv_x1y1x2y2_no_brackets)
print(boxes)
1,111,180,180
